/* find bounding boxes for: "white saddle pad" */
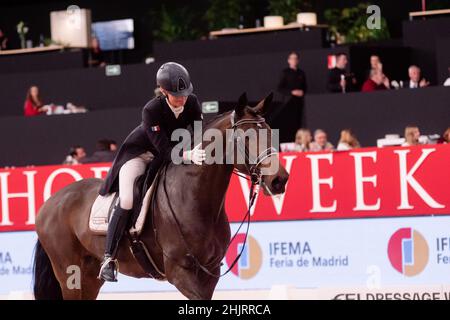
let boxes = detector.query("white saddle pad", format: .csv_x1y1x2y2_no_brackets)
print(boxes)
89,182,156,235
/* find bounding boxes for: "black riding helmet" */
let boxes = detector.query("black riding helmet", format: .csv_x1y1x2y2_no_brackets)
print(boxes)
156,62,193,97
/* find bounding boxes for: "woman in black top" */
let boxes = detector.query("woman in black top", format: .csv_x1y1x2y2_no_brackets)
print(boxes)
98,62,205,282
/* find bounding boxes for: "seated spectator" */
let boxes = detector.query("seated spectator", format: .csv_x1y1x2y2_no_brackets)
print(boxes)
24,86,48,116
406,65,430,89
81,139,117,163
63,146,87,165
370,55,382,72
310,129,335,151
293,128,312,152
0,28,8,50
109,140,118,151
402,125,421,147
88,37,106,68
361,69,389,92
437,127,450,144
337,129,361,150
327,53,357,93
443,67,450,86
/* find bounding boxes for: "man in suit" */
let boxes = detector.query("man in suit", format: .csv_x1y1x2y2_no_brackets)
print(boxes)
406,65,430,89
327,53,357,93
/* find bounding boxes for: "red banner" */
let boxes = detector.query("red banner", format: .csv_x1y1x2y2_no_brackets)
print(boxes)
0,145,449,232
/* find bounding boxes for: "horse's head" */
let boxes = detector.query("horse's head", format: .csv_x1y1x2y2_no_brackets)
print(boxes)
230,92,289,195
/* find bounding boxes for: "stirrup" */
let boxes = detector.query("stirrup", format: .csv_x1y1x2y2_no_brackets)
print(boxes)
97,256,119,281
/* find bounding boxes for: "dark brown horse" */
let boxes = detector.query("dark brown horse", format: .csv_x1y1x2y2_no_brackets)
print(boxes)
33,93,289,300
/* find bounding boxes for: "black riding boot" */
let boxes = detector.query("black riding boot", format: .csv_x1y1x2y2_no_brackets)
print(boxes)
98,205,130,282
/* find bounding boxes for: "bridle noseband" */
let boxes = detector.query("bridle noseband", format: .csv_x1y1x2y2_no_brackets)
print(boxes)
229,110,279,185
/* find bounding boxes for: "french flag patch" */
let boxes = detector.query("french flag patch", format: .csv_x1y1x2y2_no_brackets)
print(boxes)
151,125,160,132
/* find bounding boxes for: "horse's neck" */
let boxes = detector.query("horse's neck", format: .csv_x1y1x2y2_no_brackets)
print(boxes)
192,114,235,207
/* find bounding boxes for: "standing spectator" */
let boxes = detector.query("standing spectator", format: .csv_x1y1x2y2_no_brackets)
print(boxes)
407,65,430,89
63,146,87,165
438,127,450,144
402,125,421,146
310,129,335,151
337,129,361,150
327,53,357,93
82,139,118,163
361,69,389,92
293,128,312,152
276,51,308,140
24,86,47,116
0,28,8,50
88,37,106,67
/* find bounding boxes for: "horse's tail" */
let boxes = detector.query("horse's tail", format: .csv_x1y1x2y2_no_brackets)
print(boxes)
32,240,63,300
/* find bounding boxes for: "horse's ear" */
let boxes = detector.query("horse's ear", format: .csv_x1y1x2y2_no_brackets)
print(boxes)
253,92,273,115
235,92,248,116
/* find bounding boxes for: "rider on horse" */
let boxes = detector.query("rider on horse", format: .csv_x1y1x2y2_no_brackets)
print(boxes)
97,62,206,282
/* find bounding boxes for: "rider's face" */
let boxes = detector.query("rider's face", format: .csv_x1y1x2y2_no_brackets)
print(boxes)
163,90,188,108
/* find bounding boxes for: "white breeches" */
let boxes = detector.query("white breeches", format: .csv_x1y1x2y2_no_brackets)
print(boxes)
118,152,154,210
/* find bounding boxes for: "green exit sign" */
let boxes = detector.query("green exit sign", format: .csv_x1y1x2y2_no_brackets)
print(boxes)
202,101,219,113
105,65,121,76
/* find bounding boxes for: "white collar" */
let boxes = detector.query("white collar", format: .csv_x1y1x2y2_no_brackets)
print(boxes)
165,98,184,119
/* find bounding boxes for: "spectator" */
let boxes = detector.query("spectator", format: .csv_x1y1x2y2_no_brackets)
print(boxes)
407,65,430,89
24,86,48,116
293,128,312,152
337,129,361,150
370,55,382,72
438,127,450,144
402,125,421,146
109,140,118,151
0,28,8,50
327,53,357,93
443,67,450,86
63,146,86,165
361,69,389,92
310,129,335,151
276,51,308,138
88,37,106,68
82,139,117,164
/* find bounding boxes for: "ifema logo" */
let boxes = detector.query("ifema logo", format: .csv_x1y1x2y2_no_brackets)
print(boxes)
387,228,429,277
225,233,262,279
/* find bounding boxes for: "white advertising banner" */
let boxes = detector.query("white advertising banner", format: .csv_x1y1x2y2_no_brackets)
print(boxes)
1,216,450,294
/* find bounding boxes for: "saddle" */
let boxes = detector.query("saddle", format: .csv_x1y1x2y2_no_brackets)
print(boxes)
89,161,166,280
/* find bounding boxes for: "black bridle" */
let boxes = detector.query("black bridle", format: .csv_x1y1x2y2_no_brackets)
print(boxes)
154,110,279,278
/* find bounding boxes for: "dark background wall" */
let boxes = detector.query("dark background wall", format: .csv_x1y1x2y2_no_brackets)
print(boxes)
436,36,450,84
303,86,450,148
0,86,448,167
0,49,85,74
0,42,414,117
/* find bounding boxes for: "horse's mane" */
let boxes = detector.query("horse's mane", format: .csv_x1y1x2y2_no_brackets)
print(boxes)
203,110,232,129
203,106,259,130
